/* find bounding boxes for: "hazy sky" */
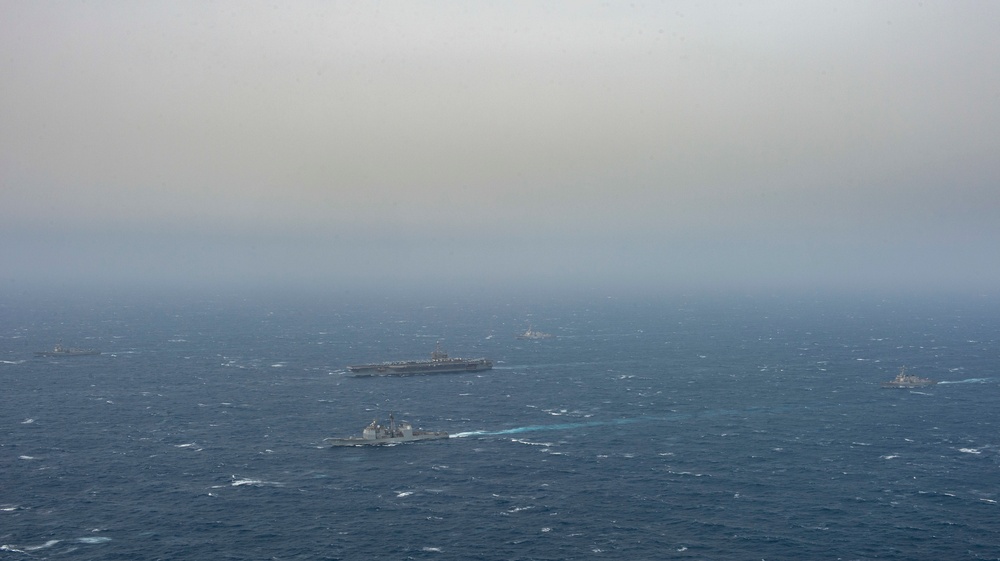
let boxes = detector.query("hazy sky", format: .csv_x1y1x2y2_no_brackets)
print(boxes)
3,1,999,295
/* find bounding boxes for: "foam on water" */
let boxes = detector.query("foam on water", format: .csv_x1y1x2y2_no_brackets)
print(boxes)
77,537,111,544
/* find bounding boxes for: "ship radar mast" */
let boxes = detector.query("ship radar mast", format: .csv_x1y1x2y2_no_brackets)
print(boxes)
431,342,449,361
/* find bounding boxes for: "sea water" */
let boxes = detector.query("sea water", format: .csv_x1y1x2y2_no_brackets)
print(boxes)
2,290,998,560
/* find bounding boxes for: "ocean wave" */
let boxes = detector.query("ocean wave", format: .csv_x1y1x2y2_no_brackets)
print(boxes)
77,536,111,544
229,476,283,487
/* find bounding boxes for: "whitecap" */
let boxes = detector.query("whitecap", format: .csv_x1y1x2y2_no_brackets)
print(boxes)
231,478,263,486
512,439,553,447
421,546,443,552
396,491,414,498
26,540,60,551
21,418,34,424
77,536,111,544
505,506,534,514
881,455,900,460
959,448,981,454
668,470,708,477
18,455,35,460
230,476,282,487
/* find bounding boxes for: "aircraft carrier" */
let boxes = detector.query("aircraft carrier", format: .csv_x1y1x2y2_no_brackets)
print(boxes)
34,344,101,357
348,344,492,377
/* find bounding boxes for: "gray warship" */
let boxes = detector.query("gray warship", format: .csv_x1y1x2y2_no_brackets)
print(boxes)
516,325,554,340
35,344,100,357
348,344,492,377
881,366,937,388
325,414,449,447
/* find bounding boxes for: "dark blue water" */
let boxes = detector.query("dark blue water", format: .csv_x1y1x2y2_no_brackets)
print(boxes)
2,290,999,560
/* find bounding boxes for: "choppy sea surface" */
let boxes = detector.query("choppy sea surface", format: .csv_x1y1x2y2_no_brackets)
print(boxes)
2,290,998,560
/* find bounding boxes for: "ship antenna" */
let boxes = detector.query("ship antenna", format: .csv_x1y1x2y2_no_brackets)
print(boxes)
432,341,448,361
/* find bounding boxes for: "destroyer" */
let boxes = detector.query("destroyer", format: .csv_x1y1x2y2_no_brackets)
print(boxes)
881,366,937,388
325,414,448,446
348,344,492,377
35,344,100,357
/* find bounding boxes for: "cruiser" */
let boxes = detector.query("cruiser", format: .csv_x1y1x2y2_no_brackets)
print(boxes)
881,366,936,388
325,414,448,446
348,344,492,377
35,344,100,357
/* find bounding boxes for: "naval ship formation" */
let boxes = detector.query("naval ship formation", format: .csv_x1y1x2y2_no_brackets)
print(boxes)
325,414,449,446
881,366,937,388
348,344,492,377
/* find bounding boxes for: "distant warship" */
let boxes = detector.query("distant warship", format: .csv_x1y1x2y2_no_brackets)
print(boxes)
348,344,492,377
516,325,554,340
325,414,448,446
34,344,100,357
881,366,936,388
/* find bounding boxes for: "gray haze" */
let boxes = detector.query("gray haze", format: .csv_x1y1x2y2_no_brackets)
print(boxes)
3,2,999,295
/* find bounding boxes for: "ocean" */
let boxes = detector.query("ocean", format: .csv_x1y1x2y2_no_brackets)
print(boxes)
2,289,998,560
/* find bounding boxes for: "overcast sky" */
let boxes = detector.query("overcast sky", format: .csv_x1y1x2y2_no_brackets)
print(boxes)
2,1,998,295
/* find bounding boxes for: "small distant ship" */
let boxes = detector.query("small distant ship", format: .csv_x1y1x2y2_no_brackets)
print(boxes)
348,344,492,377
881,366,936,388
325,414,449,446
34,344,100,357
516,325,554,340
